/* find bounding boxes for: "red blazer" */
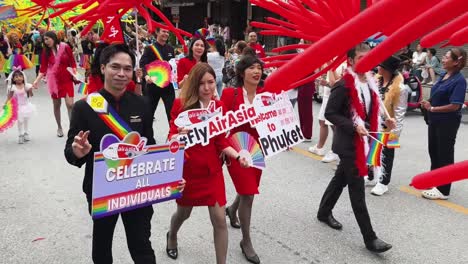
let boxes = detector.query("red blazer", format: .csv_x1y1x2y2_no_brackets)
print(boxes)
40,44,76,80
177,57,197,83
249,43,265,58
220,86,262,139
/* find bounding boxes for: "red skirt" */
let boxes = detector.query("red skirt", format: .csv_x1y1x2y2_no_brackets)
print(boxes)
176,161,227,207
51,79,74,99
227,158,262,195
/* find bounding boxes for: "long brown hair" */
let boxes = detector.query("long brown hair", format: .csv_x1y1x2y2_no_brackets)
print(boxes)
180,63,216,110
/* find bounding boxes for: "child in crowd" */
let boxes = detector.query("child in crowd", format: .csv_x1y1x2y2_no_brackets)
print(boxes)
4,70,35,143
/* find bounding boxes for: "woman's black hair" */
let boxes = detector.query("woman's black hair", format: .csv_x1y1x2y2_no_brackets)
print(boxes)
90,42,110,79
214,37,225,57
235,55,264,86
43,31,59,58
187,37,208,62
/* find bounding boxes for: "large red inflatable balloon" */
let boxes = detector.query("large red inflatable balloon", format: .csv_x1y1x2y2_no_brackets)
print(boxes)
420,12,468,48
257,0,420,93
446,26,468,46
410,161,468,190
355,0,468,73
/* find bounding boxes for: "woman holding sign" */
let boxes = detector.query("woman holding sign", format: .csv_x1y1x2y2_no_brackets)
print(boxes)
220,55,264,264
166,63,249,264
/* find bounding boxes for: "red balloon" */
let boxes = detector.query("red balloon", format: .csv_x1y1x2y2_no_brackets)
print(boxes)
447,26,468,46
355,0,468,73
263,0,417,93
410,161,468,190
420,12,468,48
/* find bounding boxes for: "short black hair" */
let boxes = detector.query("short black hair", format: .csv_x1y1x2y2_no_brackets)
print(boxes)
347,42,370,59
429,48,437,56
99,44,136,68
235,55,264,86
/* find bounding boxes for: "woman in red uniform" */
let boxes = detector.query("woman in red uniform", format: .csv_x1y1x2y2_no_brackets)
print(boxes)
220,55,264,264
177,37,208,88
32,31,77,137
166,63,249,264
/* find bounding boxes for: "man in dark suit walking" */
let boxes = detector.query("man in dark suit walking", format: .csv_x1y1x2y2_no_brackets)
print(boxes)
317,43,395,253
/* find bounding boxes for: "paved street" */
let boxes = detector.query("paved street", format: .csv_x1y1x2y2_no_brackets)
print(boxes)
1,68,468,264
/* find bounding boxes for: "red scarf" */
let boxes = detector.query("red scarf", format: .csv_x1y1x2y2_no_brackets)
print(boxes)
343,73,380,177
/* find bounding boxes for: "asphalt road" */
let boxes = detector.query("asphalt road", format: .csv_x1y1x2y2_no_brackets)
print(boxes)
1,68,467,264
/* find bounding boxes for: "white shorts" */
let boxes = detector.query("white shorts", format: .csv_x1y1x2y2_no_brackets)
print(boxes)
318,96,332,125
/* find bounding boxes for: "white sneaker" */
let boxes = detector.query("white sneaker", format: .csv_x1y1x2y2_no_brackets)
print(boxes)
364,176,377,187
303,138,312,142
421,187,449,200
322,151,338,163
23,133,30,141
371,183,388,196
18,135,24,144
308,144,326,156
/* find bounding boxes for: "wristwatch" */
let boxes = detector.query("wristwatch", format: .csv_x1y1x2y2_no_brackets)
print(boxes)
236,155,241,161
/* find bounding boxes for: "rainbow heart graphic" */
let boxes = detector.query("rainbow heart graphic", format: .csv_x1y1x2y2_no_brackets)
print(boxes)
100,132,145,169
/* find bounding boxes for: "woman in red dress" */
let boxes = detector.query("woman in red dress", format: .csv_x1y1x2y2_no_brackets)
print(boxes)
220,55,264,264
177,37,208,88
166,63,248,264
32,31,77,137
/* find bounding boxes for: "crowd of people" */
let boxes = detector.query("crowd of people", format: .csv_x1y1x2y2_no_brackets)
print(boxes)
1,18,467,264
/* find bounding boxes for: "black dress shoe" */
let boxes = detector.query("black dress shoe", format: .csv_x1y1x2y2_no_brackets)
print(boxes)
240,242,260,264
166,231,178,259
365,238,392,253
226,206,241,229
317,214,343,230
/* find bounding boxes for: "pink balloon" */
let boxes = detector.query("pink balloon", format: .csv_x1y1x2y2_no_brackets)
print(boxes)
410,161,468,190
355,0,468,73
420,12,468,48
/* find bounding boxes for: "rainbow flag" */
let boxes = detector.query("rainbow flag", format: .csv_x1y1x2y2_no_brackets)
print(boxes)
366,133,388,166
77,82,89,95
387,138,400,148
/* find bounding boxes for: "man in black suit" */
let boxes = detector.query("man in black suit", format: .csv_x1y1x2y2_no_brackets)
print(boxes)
317,43,394,253
140,28,175,123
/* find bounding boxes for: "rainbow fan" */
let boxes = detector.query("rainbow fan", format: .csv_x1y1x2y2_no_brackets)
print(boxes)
0,97,18,133
228,132,265,170
146,61,171,88
206,37,216,46
3,54,34,72
194,28,209,39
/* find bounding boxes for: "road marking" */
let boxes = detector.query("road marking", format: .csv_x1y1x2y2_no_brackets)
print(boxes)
292,146,468,215
291,147,323,161
399,186,468,215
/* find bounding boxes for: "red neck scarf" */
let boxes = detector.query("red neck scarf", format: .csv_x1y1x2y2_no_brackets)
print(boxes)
343,73,380,177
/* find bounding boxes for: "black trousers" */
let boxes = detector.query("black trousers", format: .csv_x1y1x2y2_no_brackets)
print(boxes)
318,157,377,243
87,200,156,264
428,119,461,196
145,84,175,123
367,147,395,185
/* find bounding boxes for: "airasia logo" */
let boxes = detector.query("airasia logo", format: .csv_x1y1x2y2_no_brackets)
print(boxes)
169,141,180,154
